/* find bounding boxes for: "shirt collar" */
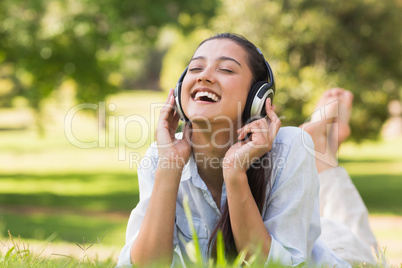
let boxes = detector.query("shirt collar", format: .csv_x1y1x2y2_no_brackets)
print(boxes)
180,153,209,191
180,152,196,182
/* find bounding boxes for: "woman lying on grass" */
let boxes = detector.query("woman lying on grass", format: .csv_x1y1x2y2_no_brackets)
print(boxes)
117,33,379,267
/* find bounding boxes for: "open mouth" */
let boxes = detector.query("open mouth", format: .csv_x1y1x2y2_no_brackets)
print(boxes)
192,91,220,103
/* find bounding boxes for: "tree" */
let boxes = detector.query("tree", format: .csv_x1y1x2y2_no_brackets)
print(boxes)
160,0,402,141
0,0,219,132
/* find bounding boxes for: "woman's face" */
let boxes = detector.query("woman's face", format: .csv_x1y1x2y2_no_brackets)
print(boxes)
181,39,253,125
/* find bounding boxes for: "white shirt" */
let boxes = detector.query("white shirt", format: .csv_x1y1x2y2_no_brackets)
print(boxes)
117,127,349,267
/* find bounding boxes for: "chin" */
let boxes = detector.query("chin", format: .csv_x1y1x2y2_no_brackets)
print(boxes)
187,113,214,123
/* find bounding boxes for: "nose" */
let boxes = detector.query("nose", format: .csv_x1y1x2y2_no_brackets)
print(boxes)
197,67,215,84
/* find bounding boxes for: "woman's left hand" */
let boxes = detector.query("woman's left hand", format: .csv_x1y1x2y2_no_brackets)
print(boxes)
223,98,281,180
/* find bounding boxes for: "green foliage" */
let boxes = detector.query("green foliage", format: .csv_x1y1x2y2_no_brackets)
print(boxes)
0,233,391,268
183,195,203,264
0,0,219,116
159,29,215,92
216,232,226,267
160,0,402,141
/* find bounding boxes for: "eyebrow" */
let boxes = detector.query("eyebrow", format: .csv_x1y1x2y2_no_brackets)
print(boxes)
190,56,242,67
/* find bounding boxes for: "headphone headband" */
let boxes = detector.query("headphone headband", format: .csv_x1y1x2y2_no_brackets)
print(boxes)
256,47,275,93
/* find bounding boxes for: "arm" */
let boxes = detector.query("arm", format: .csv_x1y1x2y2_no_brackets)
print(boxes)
223,98,280,260
130,89,192,266
226,128,321,266
130,164,183,266
225,171,272,260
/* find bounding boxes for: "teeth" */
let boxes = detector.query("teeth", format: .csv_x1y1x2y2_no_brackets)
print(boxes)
194,91,219,102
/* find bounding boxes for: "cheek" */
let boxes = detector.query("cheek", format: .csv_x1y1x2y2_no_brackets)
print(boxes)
223,89,249,117
236,84,251,116
226,82,250,104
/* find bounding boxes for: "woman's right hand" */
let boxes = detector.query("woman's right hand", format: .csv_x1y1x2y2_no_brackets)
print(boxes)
155,88,192,170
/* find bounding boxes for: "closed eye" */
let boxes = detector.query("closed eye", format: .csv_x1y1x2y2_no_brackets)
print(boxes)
220,69,234,73
188,68,203,72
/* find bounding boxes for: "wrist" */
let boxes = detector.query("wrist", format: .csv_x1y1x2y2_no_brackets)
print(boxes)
157,155,188,169
223,169,248,188
155,162,184,186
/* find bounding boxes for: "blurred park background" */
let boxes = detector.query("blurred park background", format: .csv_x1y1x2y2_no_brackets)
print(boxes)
1,0,402,266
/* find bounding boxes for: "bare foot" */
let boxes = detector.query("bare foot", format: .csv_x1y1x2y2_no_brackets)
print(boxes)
300,88,353,173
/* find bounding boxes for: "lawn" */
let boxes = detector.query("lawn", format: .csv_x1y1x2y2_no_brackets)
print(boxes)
339,138,402,215
1,90,167,250
1,90,401,266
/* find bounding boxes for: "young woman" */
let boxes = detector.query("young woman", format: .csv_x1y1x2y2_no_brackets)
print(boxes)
117,33,378,267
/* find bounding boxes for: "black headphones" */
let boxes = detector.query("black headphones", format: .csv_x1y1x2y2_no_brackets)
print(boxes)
174,48,275,123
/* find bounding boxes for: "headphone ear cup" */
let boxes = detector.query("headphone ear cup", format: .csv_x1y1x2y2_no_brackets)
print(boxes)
174,82,187,122
242,81,267,123
174,67,189,122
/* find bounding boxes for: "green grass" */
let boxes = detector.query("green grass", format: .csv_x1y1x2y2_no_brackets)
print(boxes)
339,138,402,215
0,90,166,253
0,172,138,210
347,174,402,215
1,213,126,246
0,90,401,266
1,232,117,267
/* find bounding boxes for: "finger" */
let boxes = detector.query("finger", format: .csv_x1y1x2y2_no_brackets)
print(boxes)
163,89,176,115
264,98,273,116
265,98,279,122
160,94,175,121
168,112,181,141
236,125,245,135
164,88,174,105
238,119,268,140
265,106,281,141
261,100,280,141
170,109,181,131
250,120,270,145
264,98,278,129
237,123,251,140
266,110,281,133
238,121,258,140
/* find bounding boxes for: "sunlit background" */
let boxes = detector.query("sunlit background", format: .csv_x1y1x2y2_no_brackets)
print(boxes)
1,0,401,266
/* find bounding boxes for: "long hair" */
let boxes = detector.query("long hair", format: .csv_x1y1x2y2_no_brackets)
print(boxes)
202,33,273,259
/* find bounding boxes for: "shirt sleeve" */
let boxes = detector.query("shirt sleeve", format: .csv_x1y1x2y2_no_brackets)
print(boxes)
263,129,322,266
